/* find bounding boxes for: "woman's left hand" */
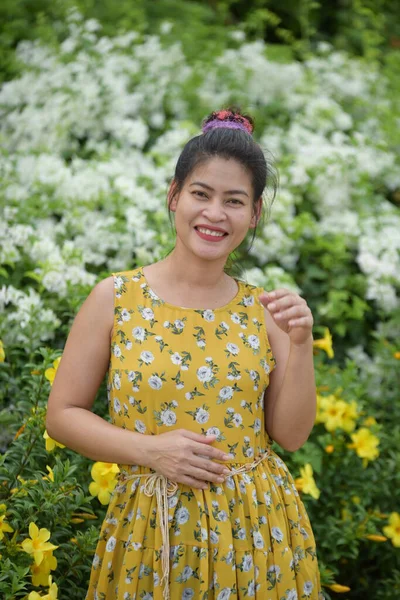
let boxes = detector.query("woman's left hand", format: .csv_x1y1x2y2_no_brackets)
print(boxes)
258,288,314,346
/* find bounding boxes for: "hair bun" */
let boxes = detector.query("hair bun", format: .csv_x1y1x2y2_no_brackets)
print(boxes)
201,107,255,135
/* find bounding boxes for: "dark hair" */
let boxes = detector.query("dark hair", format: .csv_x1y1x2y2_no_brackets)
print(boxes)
164,106,278,280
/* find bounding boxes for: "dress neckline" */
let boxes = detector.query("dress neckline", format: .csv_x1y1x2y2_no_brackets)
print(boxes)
139,266,245,312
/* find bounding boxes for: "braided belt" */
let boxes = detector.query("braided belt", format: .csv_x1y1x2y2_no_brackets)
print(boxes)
117,449,270,600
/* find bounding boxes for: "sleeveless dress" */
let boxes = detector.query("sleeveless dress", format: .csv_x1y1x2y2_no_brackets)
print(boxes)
85,266,324,600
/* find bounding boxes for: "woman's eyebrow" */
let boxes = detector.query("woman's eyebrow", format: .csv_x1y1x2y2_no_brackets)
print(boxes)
189,181,249,197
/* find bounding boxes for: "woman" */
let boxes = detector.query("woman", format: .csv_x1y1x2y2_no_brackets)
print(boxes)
47,107,324,600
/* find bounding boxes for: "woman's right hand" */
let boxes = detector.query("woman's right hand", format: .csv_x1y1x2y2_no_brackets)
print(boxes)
145,429,232,489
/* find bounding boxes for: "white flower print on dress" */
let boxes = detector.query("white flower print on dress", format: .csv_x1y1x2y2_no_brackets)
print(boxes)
174,319,185,330
253,530,264,549
217,587,232,600
121,308,131,321
171,352,182,365
148,375,163,390
196,366,213,383
286,590,298,600
105,536,117,553
113,398,121,414
132,327,146,342
241,554,253,571
113,344,122,358
195,408,210,424
231,313,241,324
304,581,314,595
182,589,195,600
247,580,256,596
242,295,255,307
161,409,177,426
248,335,260,350
203,309,215,322
206,426,220,437
232,413,243,427
271,526,284,543
113,372,121,390
218,386,234,402
135,419,146,434
168,495,179,509
226,342,239,355
140,351,154,364
141,307,154,321
175,507,190,524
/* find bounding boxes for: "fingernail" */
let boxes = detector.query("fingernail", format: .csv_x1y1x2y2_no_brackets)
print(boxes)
222,454,231,460
268,303,276,310
223,469,230,475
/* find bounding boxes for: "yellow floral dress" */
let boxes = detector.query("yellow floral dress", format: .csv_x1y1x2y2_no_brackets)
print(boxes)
86,266,324,600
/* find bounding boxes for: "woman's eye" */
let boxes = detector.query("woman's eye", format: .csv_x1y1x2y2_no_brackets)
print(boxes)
229,199,243,205
194,191,207,198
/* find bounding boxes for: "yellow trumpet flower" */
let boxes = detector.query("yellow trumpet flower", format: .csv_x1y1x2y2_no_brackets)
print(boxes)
347,428,380,463
329,583,351,592
20,522,58,566
43,430,65,452
0,514,14,541
313,328,334,358
44,357,62,385
294,463,320,500
382,512,400,547
0,340,5,362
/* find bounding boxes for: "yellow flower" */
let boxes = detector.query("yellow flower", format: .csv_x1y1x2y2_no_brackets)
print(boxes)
0,340,5,363
43,430,65,452
0,503,6,512
294,463,320,500
328,583,351,592
20,522,58,566
31,550,57,587
325,445,335,453
362,416,377,427
319,396,347,432
313,328,334,358
44,357,62,385
394,351,400,359
0,514,14,541
91,461,120,479
42,466,54,483
382,512,400,547
340,400,358,433
347,428,380,463
89,462,120,505
364,534,387,542
28,574,58,600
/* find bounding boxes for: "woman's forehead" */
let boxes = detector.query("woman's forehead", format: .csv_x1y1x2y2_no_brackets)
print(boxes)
188,158,252,188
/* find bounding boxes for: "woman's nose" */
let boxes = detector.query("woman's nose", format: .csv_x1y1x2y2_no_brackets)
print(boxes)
202,200,227,221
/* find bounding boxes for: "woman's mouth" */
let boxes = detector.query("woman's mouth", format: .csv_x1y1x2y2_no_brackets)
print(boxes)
194,226,228,242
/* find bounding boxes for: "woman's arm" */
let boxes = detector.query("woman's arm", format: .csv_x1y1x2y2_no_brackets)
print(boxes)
263,305,316,452
46,276,152,466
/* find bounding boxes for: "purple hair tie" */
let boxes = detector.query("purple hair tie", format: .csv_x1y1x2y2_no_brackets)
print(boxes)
202,119,252,135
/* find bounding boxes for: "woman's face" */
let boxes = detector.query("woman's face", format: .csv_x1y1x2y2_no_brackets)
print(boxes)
169,157,261,263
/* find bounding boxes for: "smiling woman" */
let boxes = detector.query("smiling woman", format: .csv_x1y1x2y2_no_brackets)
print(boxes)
46,106,322,600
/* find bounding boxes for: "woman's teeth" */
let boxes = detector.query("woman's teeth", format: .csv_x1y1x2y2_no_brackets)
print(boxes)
197,227,225,237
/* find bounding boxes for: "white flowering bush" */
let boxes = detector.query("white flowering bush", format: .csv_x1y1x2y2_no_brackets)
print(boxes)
0,9,399,600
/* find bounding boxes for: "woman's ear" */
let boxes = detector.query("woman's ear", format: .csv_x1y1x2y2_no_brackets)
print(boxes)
249,196,263,229
168,180,179,212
